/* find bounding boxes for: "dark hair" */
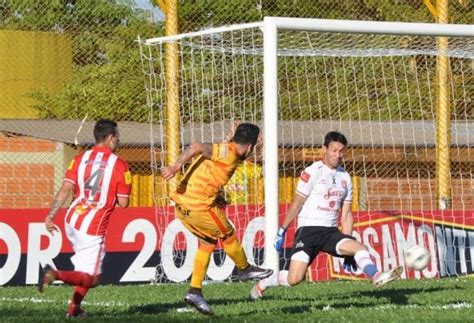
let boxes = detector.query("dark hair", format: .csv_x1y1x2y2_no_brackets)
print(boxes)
233,123,260,146
324,131,347,147
94,119,118,143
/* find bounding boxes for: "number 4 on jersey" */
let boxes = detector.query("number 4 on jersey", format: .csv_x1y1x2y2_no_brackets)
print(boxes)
84,168,105,201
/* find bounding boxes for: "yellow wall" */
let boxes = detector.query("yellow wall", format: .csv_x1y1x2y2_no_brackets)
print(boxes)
0,30,72,118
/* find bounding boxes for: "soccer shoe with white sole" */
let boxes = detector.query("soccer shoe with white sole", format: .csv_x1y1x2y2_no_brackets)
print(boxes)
249,282,265,301
184,292,214,316
238,265,273,281
372,266,403,288
38,264,55,293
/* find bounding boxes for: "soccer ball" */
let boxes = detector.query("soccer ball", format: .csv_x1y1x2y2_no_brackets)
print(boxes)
404,245,430,271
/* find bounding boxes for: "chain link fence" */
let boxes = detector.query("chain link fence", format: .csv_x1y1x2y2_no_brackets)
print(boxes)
179,0,472,32
0,0,472,208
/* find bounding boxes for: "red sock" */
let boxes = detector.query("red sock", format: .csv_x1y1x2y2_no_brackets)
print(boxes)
54,270,98,288
68,286,88,315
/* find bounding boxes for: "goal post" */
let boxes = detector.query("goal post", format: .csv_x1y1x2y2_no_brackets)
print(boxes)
140,17,474,282
261,17,474,273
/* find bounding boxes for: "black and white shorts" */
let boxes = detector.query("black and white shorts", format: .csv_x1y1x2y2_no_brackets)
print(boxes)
290,226,355,264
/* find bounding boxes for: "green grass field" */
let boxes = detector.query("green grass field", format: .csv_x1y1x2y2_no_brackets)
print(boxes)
1,277,473,322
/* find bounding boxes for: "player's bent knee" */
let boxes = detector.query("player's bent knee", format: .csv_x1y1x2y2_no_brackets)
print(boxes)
288,251,310,285
222,230,238,245
337,238,366,255
291,250,310,263
199,242,216,253
352,240,368,252
287,274,304,286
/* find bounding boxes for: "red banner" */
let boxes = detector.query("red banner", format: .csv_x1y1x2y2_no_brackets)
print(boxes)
0,207,472,286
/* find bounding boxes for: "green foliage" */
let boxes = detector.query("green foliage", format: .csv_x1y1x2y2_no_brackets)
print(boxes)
174,1,472,123
1,1,471,122
1,0,162,122
178,0,471,31
1,277,473,321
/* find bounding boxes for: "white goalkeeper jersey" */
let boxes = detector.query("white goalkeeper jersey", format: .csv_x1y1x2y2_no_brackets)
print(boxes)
295,160,352,228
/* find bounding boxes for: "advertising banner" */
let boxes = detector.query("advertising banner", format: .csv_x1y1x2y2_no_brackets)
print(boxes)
0,207,472,286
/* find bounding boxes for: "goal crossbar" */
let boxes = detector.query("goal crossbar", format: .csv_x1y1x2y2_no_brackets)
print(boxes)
265,17,474,37
144,17,474,45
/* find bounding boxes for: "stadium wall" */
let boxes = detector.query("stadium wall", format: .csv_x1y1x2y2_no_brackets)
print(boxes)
0,136,472,209
0,134,75,208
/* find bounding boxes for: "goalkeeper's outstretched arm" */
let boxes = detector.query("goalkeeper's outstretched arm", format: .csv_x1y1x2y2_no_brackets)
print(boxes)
340,202,354,236
274,193,307,251
280,193,306,229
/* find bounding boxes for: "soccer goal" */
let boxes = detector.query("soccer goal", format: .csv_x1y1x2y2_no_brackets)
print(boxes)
139,17,474,283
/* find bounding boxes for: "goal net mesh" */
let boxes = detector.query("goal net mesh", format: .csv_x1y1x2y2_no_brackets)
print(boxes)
140,23,473,283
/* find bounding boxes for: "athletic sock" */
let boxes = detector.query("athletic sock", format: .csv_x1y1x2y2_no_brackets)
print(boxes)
54,270,98,288
222,235,248,270
278,270,290,286
354,250,378,278
190,244,214,289
67,286,88,315
259,270,290,290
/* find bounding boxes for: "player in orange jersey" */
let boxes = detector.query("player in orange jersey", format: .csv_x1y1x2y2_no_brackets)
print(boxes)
162,122,272,316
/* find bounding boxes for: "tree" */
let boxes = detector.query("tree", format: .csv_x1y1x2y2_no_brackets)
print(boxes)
1,0,162,121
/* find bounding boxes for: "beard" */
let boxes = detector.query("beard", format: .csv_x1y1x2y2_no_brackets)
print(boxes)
239,152,249,160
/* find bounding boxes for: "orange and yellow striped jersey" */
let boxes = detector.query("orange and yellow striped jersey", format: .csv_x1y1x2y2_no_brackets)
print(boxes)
171,142,240,211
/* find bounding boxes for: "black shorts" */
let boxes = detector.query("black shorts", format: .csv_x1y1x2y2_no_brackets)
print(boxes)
291,226,355,264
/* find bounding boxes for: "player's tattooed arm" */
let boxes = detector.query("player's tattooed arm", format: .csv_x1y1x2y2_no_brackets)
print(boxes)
162,142,212,180
46,198,63,220
200,143,213,159
45,181,73,234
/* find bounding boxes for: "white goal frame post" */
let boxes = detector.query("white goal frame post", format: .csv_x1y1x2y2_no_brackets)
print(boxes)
144,17,474,273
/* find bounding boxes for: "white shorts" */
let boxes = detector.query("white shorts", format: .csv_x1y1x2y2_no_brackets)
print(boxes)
65,223,105,275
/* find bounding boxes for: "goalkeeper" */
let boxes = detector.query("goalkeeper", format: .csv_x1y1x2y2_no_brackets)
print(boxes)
250,131,403,300
162,122,273,316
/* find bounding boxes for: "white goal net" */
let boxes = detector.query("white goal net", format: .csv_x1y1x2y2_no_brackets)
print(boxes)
139,18,473,283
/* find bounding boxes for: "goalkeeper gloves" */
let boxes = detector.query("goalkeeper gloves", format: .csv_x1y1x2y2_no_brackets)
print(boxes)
274,227,287,252
343,256,358,273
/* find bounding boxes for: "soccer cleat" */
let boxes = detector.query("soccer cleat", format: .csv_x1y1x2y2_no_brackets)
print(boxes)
38,264,55,293
184,292,214,316
372,266,403,288
66,304,88,318
249,282,265,301
238,265,273,281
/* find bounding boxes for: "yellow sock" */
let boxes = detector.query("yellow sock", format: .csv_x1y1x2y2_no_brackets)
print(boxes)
223,233,248,270
190,243,215,289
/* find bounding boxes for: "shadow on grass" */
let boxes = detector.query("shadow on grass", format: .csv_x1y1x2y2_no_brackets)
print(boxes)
208,284,455,317
107,284,464,318
125,301,187,315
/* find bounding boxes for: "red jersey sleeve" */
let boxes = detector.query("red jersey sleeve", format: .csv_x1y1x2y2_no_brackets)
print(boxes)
64,154,81,184
116,158,132,197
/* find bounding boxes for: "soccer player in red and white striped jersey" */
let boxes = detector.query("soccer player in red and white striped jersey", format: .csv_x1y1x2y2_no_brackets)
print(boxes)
39,119,131,318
